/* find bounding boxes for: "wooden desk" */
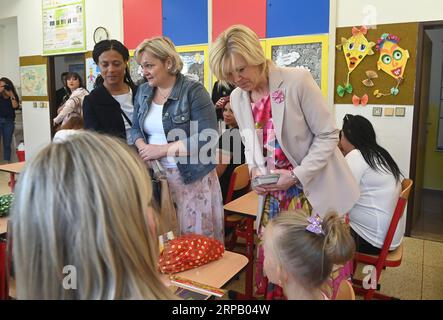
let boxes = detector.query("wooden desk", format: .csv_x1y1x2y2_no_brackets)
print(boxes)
176,251,248,289
224,191,259,300
0,162,25,192
0,217,7,234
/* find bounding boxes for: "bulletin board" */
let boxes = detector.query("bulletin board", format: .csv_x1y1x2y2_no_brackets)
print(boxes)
176,45,209,91
19,56,49,101
334,22,418,105
42,0,86,55
266,35,329,97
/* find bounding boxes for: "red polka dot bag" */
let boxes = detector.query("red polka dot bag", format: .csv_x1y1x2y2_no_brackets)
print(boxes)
158,233,225,274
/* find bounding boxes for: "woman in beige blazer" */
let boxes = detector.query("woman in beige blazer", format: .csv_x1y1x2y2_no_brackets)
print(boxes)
210,25,359,299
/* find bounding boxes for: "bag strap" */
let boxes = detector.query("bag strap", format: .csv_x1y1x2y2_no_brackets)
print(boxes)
151,160,166,179
119,108,132,127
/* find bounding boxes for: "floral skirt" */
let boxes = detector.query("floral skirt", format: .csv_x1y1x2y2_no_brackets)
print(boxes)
256,185,312,300
166,168,224,243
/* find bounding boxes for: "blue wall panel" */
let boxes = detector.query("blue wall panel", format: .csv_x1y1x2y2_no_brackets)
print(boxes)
266,0,329,38
162,0,208,46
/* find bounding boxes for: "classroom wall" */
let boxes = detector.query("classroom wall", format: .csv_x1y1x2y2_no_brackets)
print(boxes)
423,29,443,190
0,0,124,159
3,0,443,164
335,0,443,179
0,17,20,87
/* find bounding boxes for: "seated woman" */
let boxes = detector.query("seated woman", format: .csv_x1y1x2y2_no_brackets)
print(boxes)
53,72,89,127
10,131,176,299
263,210,355,300
216,98,246,203
340,114,403,254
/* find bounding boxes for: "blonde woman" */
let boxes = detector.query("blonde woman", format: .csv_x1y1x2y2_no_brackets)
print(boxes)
209,25,359,298
11,131,176,299
263,210,355,300
131,36,223,242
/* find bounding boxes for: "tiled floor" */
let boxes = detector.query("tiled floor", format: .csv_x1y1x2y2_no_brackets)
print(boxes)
1,172,442,300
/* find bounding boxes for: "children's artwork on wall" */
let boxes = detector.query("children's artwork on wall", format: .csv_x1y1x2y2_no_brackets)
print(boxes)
335,26,375,98
266,35,328,96
362,70,378,87
334,22,418,106
85,57,100,92
352,94,368,107
373,33,410,98
176,45,209,91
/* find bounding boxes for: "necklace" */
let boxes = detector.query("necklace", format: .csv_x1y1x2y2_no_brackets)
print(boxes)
157,88,172,100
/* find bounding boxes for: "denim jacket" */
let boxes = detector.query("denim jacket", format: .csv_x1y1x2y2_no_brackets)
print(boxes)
131,73,218,184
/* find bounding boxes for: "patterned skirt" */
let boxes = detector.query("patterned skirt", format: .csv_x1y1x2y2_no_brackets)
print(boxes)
165,168,224,243
256,185,312,300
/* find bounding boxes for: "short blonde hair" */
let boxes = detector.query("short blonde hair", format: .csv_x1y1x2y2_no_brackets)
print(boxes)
209,24,272,86
135,36,183,75
11,131,176,299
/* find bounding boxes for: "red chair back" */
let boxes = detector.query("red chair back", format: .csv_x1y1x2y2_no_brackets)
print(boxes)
224,164,250,204
353,178,413,300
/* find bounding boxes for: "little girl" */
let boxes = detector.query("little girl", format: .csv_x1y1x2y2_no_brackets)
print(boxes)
263,210,355,300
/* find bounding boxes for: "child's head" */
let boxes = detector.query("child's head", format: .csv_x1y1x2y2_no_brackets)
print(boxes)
11,131,175,299
264,210,355,296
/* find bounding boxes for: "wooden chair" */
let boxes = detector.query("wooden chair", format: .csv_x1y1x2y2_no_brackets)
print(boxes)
224,164,250,250
334,280,356,300
352,178,413,300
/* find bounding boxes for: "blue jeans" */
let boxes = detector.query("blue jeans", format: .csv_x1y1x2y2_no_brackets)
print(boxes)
0,118,15,161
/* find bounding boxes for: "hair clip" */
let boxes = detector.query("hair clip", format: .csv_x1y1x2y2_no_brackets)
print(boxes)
306,214,324,235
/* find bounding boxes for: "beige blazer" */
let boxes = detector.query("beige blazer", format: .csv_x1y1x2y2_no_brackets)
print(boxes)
230,66,359,227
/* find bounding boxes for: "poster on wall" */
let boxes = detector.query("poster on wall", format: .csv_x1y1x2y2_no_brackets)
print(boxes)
176,45,209,91
85,57,100,92
42,0,86,55
266,35,328,96
20,64,48,97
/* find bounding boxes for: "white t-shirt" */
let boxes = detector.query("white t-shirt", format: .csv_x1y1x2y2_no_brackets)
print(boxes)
53,129,81,143
112,89,134,145
143,101,177,168
345,149,403,250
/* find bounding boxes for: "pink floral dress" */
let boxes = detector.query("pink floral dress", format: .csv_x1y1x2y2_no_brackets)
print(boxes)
252,94,312,300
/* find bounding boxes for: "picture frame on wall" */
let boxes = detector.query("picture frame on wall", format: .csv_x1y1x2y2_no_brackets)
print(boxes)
176,45,209,91
265,35,329,96
373,107,383,117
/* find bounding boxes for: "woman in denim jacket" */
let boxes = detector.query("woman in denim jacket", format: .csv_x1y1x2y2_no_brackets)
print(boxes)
131,36,223,242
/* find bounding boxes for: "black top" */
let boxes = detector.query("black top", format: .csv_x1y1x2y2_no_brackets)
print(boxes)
83,85,138,141
218,127,246,203
55,87,68,108
0,96,15,120
211,81,236,120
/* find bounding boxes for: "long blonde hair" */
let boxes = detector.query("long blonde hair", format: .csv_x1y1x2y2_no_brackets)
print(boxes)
209,24,272,87
11,131,176,299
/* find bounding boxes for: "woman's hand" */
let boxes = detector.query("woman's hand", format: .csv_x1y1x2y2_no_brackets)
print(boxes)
138,143,168,162
260,169,297,192
215,97,226,109
251,167,268,195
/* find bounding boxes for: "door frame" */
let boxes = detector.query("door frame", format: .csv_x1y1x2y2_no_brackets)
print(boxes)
406,21,443,235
